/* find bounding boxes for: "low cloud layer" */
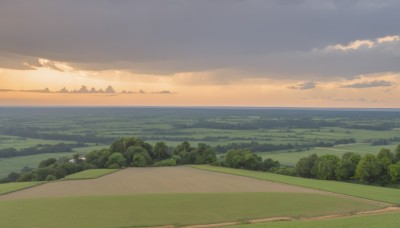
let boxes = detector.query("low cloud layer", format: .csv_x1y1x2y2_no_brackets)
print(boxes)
0,0,400,80
341,80,393,88
0,85,174,95
288,81,316,90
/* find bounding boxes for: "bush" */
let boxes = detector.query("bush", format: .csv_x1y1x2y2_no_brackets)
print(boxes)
45,175,57,181
153,159,177,167
272,167,296,176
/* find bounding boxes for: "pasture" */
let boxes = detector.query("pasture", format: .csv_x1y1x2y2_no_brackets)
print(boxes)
0,193,385,228
233,211,400,228
0,144,106,178
0,167,327,200
0,167,389,228
259,143,399,166
193,165,400,204
63,169,119,180
0,182,40,195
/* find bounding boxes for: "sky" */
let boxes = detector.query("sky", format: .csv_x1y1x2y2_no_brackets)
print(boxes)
1,0,400,107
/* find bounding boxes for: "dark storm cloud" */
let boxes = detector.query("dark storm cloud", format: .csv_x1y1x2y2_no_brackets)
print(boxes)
340,80,393,88
0,0,399,78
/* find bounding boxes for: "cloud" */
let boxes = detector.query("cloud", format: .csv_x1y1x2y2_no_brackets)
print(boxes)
57,85,116,94
340,80,393,88
288,81,316,90
303,96,378,103
0,85,175,95
0,89,14,92
152,90,174,94
0,0,400,80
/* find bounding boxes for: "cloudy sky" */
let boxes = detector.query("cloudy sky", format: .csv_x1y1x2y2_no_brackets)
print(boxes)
1,0,399,107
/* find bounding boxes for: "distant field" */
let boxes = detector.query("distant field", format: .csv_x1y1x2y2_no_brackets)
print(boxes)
233,211,400,228
0,192,385,228
72,145,108,154
63,169,118,180
2,108,400,184
0,135,74,150
0,152,75,178
0,182,40,195
0,145,107,178
193,165,400,204
259,144,399,166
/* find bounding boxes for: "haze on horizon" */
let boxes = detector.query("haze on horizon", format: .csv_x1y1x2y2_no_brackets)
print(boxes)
1,0,400,107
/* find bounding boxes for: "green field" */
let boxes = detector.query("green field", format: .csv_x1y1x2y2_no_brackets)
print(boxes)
0,182,40,195
233,211,400,228
0,192,384,228
63,169,119,180
2,108,400,181
0,145,108,178
259,143,399,167
0,152,76,178
0,135,74,150
193,165,400,204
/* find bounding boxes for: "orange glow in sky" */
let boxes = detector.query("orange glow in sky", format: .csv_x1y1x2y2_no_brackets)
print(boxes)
1,66,399,108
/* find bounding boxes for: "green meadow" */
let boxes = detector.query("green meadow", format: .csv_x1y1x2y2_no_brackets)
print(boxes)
258,143,399,166
0,182,40,195
233,211,400,228
63,169,119,180
0,193,383,228
193,165,400,204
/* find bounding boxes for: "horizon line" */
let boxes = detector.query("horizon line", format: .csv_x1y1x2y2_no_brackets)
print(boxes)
1,105,400,111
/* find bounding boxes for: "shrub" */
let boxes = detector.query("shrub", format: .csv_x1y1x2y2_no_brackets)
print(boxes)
45,175,57,181
153,159,177,167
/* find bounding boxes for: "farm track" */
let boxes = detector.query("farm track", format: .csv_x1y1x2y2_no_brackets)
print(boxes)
153,206,400,228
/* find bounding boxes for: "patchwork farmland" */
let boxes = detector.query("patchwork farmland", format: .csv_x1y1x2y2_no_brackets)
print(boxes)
0,166,397,227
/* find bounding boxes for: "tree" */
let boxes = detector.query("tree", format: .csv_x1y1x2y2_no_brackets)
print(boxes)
7,172,21,182
262,158,280,171
377,148,394,182
296,154,318,178
316,155,340,180
224,149,261,170
355,154,382,184
106,153,127,168
336,152,361,181
388,162,400,183
194,143,217,164
394,145,400,162
132,154,148,167
38,158,57,168
154,142,169,160
86,149,110,168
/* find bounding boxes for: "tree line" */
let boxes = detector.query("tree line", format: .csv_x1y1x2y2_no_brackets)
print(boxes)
214,138,355,153
1,137,217,183
2,136,399,188
0,143,84,158
295,146,400,185
0,127,114,144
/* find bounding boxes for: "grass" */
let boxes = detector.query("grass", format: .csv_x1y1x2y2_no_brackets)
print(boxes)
192,165,400,204
0,135,73,150
0,182,40,195
63,169,119,180
0,152,75,178
258,144,399,167
232,211,400,228
0,145,106,178
0,192,384,228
